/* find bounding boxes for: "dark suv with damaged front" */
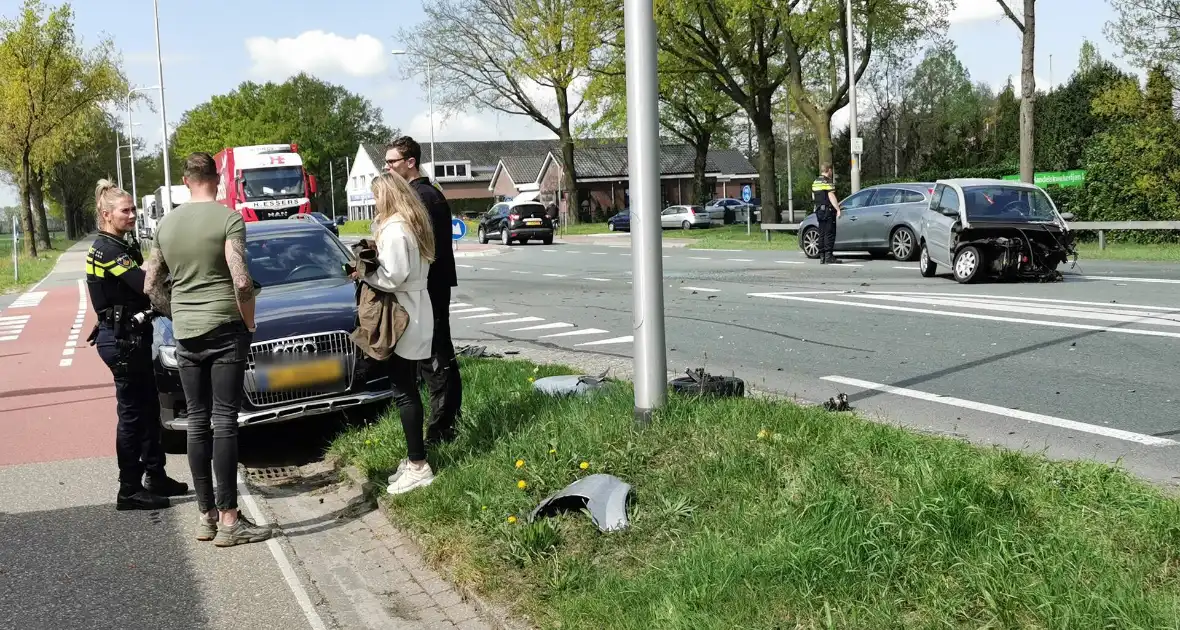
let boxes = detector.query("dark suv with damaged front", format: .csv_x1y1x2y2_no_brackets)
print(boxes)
151,220,390,451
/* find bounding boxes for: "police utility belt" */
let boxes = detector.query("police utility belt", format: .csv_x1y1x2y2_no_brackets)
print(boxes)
87,305,156,346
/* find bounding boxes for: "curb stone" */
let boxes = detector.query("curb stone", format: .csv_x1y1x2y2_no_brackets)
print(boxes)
337,464,535,630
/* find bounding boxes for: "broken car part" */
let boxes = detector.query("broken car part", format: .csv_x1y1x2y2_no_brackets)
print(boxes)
533,368,613,397
669,368,746,398
455,344,503,358
530,473,632,533
823,393,851,412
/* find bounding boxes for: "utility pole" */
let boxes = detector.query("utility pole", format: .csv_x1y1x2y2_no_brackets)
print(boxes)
624,0,667,423
330,161,336,219
153,0,173,213
846,0,861,193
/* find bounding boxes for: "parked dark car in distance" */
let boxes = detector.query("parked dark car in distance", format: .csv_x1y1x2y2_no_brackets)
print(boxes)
289,211,339,236
607,209,630,232
151,220,391,451
476,199,553,245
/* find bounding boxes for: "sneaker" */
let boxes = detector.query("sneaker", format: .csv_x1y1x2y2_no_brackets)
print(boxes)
213,512,274,547
196,513,218,541
116,489,170,511
386,462,435,496
144,475,189,497
387,458,410,484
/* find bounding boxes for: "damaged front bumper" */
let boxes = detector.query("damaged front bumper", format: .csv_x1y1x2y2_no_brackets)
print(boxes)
953,223,1077,282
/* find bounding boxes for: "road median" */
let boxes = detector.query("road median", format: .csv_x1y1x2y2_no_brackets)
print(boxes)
329,356,1180,629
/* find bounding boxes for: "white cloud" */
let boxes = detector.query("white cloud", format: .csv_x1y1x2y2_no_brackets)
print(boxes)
948,0,1006,24
245,31,388,79
403,110,556,144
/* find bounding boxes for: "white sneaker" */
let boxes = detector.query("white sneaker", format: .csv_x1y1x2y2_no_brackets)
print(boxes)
387,458,410,485
386,462,435,495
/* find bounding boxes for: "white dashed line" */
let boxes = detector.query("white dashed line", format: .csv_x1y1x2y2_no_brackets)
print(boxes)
893,266,918,270
538,328,609,339
478,267,499,271
510,270,532,274
681,287,720,293
1079,275,1180,285
460,312,516,319
575,335,634,347
450,307,493,314
727,258,754,262
822,375,1177,447
0,336,18,342
484,316,545,325
510,322,575,332
450,302,471,308
61,280,86,367
837,263,864,267
591,252,607,256
689,257,712,260
62,348,74,356
456,264,474,268
542,249,558,252
543,273,568,278
775,260,804,265
58,358,71,367
608,245,629,249
566,250,582,254
583,277,611,282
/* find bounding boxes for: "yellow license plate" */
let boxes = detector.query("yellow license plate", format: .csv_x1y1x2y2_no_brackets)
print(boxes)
524,218,541,225
259,357,344,391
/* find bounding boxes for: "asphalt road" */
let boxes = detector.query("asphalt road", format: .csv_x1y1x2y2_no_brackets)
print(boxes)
442,232,1180,485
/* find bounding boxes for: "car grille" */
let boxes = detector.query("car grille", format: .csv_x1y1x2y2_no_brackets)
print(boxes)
243,331,356,408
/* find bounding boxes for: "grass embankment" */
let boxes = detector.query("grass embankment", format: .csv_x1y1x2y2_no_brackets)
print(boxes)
1074,241,1180,262
0,234,77,294
331,357,1180,629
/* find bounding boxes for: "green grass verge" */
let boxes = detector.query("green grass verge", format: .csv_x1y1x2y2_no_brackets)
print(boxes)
1074,241,1180,262
338,220,371,236
330,357,1180,629
0,234,78,294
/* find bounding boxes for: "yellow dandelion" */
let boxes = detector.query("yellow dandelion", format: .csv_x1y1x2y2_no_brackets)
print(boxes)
515,459,525,469
507,515,517,524
757,429,769,440
579,461,589,470
528,377,535,383
517,479,528,489
549,448,556,455
482,505,488,511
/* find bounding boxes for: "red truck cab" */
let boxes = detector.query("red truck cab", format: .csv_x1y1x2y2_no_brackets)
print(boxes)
215,143,318,221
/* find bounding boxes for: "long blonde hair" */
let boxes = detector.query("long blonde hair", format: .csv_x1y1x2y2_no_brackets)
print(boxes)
371,172,436,263
94,178,132,230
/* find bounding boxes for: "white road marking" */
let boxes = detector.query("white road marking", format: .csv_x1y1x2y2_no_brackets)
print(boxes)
484,316,545,325
748,291,1180,339
542,249,558,252
591,252,607,255
478,267,499,271
775,260,804,265
1080,275,1180,285
696,249,741,252
0,336,17,342
682,287,720,293
456,264,474,268
883,291,1178,312
575,335,634,347
236,473,330,630
850,293,1180,327
583,277,611,282
510,270,532,274
61,279,86,368
62,348,74,356
68,334,78,341
727,258,754,262
834,263,864,267
543,273,568,278
0,315,30,323
822,375,1177,447
9,291,46,308
450,307,493,314
58,358,71,366
510,322,575,332
566,250,582,254
608,245,629,249
538,327,609,339
450,302,471,308
460,312,517,319
893,266,918,270
689,256,712,260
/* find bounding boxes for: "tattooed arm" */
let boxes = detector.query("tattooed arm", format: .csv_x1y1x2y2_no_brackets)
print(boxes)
224,229,256,332
143,248,172,318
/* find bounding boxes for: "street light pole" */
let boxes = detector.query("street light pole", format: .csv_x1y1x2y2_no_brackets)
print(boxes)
115,125,124,189
846,0,860,193
126,86,160,205
153,0,173,213
786,112,795,223
624,0,667,423
329,160,336,219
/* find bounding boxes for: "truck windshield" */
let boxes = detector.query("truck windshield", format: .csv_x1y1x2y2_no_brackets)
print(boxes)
242,166,305,200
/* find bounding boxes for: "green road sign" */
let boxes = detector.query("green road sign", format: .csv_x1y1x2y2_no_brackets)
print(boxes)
1001,169,1086,188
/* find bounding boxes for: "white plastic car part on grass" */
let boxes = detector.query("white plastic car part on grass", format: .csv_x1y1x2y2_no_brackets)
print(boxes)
530,473,633,533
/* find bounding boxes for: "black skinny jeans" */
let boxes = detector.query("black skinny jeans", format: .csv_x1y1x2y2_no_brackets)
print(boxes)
387,353,427,462
94,326,166,492
175,320,251,513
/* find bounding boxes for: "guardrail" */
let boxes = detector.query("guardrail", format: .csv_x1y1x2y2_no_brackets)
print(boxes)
759,220,1180,249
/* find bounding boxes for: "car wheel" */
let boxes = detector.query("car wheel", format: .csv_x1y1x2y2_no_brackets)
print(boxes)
953,245,984,283
502,229,512,246
681,220,691,230
608,223,616,231
800,227,821,259
919,243,937,277
478,227,488,244
891,226,917,261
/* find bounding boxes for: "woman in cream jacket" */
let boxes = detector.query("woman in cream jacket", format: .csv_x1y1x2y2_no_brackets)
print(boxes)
364,173,436,494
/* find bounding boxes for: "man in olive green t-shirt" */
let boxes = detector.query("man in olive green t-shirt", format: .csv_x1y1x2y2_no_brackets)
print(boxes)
145,151,272,548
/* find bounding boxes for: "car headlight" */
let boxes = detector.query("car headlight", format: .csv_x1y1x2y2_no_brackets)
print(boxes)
159,345,178,369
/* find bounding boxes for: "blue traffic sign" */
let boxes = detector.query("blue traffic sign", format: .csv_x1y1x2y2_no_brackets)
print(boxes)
741,184,752,203
451,217,467,241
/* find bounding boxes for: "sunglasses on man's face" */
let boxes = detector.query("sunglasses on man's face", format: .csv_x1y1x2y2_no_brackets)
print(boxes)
385,157,407,166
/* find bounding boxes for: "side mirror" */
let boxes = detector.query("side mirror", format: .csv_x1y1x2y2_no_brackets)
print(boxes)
1059,212,1075,221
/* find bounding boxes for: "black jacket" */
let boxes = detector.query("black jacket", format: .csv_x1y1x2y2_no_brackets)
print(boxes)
409,177,458,295
85,230,151,317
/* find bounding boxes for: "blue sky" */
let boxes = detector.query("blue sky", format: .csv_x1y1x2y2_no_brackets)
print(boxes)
0,0,1138,207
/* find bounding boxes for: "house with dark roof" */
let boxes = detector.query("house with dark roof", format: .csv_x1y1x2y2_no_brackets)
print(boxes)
344,138,758,222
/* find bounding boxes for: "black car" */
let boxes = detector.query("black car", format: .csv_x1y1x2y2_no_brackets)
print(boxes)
288,211,340,236
476,200,553,246
151,220,391,451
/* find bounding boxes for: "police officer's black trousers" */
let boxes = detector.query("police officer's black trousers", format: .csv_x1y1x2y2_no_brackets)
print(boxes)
419,286,462,444
815,207,838,259
95,326,166,493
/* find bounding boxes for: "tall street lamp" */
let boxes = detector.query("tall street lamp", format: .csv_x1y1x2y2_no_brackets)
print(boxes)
153,0,173,212
126,85,160,205
391,49,436,181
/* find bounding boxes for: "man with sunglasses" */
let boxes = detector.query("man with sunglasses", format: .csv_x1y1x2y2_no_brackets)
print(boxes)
383,137,462,463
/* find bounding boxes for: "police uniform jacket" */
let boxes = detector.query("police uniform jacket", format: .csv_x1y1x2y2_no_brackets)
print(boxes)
86,231,151,327
812,176,836,210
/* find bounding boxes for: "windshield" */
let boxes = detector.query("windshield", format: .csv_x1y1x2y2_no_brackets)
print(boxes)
245,229,350,287
242,166,305,200
962,185,1059,223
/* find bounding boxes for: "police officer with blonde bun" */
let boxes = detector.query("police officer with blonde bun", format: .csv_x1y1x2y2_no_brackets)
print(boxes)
86,179,188,510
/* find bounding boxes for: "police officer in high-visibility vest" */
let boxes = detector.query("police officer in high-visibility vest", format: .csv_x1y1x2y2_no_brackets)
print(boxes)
811,162,843,264
86,179,188,511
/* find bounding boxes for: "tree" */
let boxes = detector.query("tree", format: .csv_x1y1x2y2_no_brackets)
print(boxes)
397,0,620,225
45,107,118,239
1105,0,1180,71
1033,47,1134,172
0,0,127,255
171,73,393,214
996,0,1036,183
